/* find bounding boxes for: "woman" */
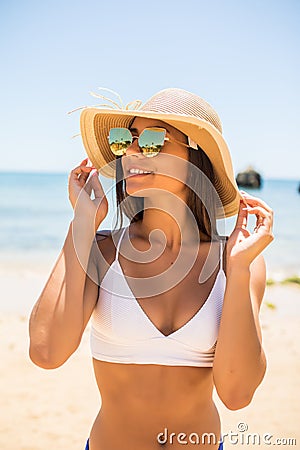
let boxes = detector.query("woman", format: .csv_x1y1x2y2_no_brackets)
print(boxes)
29,88,274,449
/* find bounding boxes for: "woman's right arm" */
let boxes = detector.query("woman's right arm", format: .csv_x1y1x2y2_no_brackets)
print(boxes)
28,158,108,369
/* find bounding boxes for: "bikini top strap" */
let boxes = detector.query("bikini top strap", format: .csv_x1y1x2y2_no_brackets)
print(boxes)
219,236,228,273
115,227,128,262
219,238,224,272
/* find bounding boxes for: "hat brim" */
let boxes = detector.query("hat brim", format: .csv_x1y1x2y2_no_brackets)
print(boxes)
80,108,242,218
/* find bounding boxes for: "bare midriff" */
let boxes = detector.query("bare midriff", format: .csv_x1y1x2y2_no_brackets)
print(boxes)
89,360,221,450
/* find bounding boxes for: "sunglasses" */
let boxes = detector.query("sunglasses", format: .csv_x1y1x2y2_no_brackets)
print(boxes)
107,127,192,158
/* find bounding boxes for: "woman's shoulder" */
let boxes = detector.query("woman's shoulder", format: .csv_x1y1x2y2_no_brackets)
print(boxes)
95,229,113,241
94,230,112,257
89,229,121,282
94,227,127,263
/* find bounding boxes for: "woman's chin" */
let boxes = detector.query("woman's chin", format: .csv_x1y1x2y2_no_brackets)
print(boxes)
125,187,151,197
125,176,155,196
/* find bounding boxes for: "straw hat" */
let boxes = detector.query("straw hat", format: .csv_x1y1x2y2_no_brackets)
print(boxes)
80,88,241,217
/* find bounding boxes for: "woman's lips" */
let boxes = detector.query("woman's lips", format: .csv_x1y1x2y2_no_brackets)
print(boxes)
126,166,155,177
127,172,154,178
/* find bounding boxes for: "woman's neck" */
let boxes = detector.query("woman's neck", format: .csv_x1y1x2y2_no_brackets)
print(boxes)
136,195,201,252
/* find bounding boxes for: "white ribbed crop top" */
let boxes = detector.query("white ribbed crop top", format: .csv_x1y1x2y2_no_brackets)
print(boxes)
90,227,226,367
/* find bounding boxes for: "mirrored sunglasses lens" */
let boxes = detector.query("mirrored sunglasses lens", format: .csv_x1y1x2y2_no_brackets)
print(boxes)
108,128,132,155
138,129,165,157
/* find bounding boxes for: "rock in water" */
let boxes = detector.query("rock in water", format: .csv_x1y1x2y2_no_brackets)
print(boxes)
236,166,262,189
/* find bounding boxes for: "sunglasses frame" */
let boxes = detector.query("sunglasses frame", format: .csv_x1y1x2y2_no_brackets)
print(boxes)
107,127,193,157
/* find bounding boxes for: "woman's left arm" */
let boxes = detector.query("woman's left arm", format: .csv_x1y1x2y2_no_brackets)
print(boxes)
213,191,274,410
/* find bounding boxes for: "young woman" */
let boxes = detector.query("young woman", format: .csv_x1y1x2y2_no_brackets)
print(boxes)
29,88,274,449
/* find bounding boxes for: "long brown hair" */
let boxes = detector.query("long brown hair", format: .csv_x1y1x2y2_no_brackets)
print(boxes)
113,144,220,242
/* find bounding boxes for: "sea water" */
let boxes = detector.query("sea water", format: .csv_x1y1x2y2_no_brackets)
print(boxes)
0,172,299,280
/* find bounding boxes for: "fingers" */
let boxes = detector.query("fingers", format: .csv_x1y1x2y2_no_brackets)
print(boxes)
239,190,274,233
83,169,104,199
70,158,88,176
90,170,105,198
243,205,268,216
235,199,248,230
235,191,274,239
69,158,96,187
242,205,273,233
239,190,273,213
84,175,93,197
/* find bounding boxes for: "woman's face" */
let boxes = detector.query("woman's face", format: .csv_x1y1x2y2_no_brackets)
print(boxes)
121,117,190,200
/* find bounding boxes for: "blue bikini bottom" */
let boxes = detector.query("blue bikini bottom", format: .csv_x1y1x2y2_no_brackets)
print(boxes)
85,438,223,449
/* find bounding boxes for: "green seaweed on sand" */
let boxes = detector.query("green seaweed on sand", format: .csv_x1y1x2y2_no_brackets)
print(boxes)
264,301,276,310
281,276,300,285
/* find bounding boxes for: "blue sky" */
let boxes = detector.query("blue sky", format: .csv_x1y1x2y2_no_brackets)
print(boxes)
1,0,299,179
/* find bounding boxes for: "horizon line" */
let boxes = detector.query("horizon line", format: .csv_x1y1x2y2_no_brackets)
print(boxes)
0,169,298,182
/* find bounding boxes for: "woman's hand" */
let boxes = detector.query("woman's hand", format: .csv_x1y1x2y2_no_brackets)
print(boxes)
226,191,274,270
68,158,108,230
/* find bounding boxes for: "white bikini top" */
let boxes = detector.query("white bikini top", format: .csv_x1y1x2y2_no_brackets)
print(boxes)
90,226,226,367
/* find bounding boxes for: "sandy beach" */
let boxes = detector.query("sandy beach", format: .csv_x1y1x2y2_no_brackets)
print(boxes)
1,268,299,450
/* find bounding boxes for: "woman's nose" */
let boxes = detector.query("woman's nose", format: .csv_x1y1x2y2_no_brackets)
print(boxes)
125,137,141,156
